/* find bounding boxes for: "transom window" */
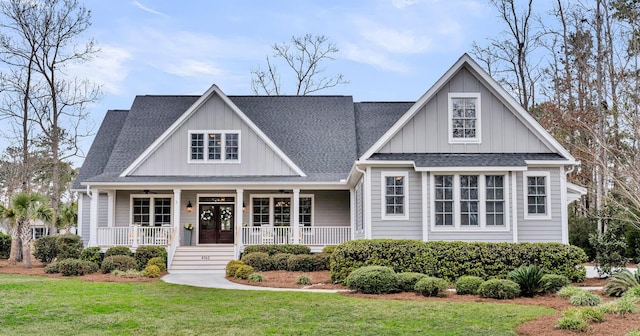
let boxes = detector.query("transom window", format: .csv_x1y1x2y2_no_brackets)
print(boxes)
432,174,507,230
449,93,481,143
381,171,409,220
131,195,172,227
251,195,314,227
189,130,240,162
524,172,551,219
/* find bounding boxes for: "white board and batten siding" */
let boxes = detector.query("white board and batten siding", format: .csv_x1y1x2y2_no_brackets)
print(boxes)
517,167,563,243
131,93,298,177
378,67,552,154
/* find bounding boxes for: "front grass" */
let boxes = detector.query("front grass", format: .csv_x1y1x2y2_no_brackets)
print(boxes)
0,274,553,335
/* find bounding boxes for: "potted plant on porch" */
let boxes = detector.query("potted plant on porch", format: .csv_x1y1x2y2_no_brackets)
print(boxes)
183,223,194,246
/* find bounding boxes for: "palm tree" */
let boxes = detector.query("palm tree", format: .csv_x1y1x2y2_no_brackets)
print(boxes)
56,202,77,233
0,204,20,264
10,192,54,268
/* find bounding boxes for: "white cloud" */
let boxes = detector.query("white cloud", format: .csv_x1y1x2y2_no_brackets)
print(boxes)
164,59,224,78
66,45,131,95
355,18,433,54
132,1,168,17
391,0,418,8
342,43,410,73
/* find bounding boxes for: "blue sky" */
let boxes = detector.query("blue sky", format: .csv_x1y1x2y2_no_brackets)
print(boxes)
69,0,505,165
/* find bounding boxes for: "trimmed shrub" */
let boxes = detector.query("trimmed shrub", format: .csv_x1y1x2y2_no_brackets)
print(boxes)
562,307,605,323
270,253,294,270
105,246,133,258
568,291,602,306
143,265,161,278
558,286,586,299
55,234,83,260
287,254,314,272
556,315,589,332
455,276,485,295
604,266,640,297
627,330,640,336
80,247,102,267
33,236,59,264
147,257,166,272
112,269,143,277
312,253,331,271
243,244,310,256
397,272,427,292
345,266,399,294
234,265,254,279
101,255,138,274
0,232,10,259
322,246,337,254
241,252,272,271
295,275,312,286
134,246,167,270
508,265,546,297
44,260,61,274
58,258,99,276
623,286,640,299
541,274,570,293
478,279,521,299
225,260,245,277
248,273,265,283
414,277,448,297
599,296,639,314
330,240,588,283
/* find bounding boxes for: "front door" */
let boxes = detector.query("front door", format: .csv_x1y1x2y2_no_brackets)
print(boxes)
198,204,234,244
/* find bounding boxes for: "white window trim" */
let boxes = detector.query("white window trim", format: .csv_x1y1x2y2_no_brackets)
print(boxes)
129,194,174,227
381,171,409,221
523,171,552,220
249,194,314,227
188,130,241,164
448,92,481,144
430,173,510,232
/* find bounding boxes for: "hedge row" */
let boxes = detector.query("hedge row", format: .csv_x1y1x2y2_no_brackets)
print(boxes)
241,252,330,272
329,240,588,283
242,244,311,256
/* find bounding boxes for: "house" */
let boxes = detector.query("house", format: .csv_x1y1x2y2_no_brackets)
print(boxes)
73,54,586,272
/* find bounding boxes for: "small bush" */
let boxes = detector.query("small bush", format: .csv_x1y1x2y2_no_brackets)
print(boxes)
599,296,639,314
243,244,310,256
105,246,133,258
604,267,640,297
33,236,59,264
44,260,61,274
269,253,292,270
542,274,570,293
556,315,589,332
414,277,448,297
312,253,331,271
478,279,521,299
143,265,161,278
101,255,138,274
58,258,99,276
147,257,166,272
55,234,83,260
225,260,245,277
322,246,337,254
287,254,314,272
397,272,427,292
345,266,399,294
557,286,586,299
112,269,143,277
627,330,640,336
562,307,605,323
234,265,254,279
455,276,485,295
80,247,102,267
248,273,265,283
241,252,272,271
568,291,602,306
623,286,640,299
0,232,10,259
508,265,546,297
295,275,312,286
134,246,167,270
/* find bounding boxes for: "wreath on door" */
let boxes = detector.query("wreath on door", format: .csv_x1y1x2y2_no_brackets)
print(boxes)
220,208,233,222
200,209,214,221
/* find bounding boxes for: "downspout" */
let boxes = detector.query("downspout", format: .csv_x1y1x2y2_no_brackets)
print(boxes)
354,164,367,239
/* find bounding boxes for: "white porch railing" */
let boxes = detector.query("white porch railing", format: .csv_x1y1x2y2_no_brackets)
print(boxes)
241,226,350,246
96,226,173,247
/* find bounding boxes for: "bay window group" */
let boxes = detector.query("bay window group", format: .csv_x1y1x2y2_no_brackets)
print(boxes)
251,195,313,227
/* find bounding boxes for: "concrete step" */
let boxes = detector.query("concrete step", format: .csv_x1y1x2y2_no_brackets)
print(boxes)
169,245,236,273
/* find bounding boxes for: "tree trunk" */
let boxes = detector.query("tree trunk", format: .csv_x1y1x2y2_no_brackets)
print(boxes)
19,220,32,268
7,223,21,264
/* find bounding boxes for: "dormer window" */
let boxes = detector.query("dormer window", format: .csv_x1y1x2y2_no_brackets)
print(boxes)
189,130,240,163
448,93,481,143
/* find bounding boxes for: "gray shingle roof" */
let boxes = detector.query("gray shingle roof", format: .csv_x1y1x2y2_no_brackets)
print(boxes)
354,102,413,157
369,153,565,167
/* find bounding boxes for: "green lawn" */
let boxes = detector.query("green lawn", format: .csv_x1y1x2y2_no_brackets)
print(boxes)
0,274,553,335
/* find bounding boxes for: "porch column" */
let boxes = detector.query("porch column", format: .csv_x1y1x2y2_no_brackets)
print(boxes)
292,189,300,244
173,189,182,247
107,190,115,227
235,189,244,258
349,187,355,241
88,188,100,247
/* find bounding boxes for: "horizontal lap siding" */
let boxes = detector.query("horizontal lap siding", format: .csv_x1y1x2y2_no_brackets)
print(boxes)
98,193,108,227
310,190,350,227
517,167,562,243
370,168,422,240
81,193,91,246
354,179,365,240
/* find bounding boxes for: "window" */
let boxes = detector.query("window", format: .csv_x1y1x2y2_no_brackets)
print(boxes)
524,171,551,219
432,174,508,230
250,195,314,227
381,172,409,220
189,130,240,162
131,195,172,227
448,93,481,143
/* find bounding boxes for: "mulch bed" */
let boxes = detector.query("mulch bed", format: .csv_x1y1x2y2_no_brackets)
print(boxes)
0,259,161,282
227,270,345,289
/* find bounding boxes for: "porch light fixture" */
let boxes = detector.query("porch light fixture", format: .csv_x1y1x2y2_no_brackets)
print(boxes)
242,202,246,212
186,201,193,212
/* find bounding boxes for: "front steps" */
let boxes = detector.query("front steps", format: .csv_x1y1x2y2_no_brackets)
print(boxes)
168,245,235,273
